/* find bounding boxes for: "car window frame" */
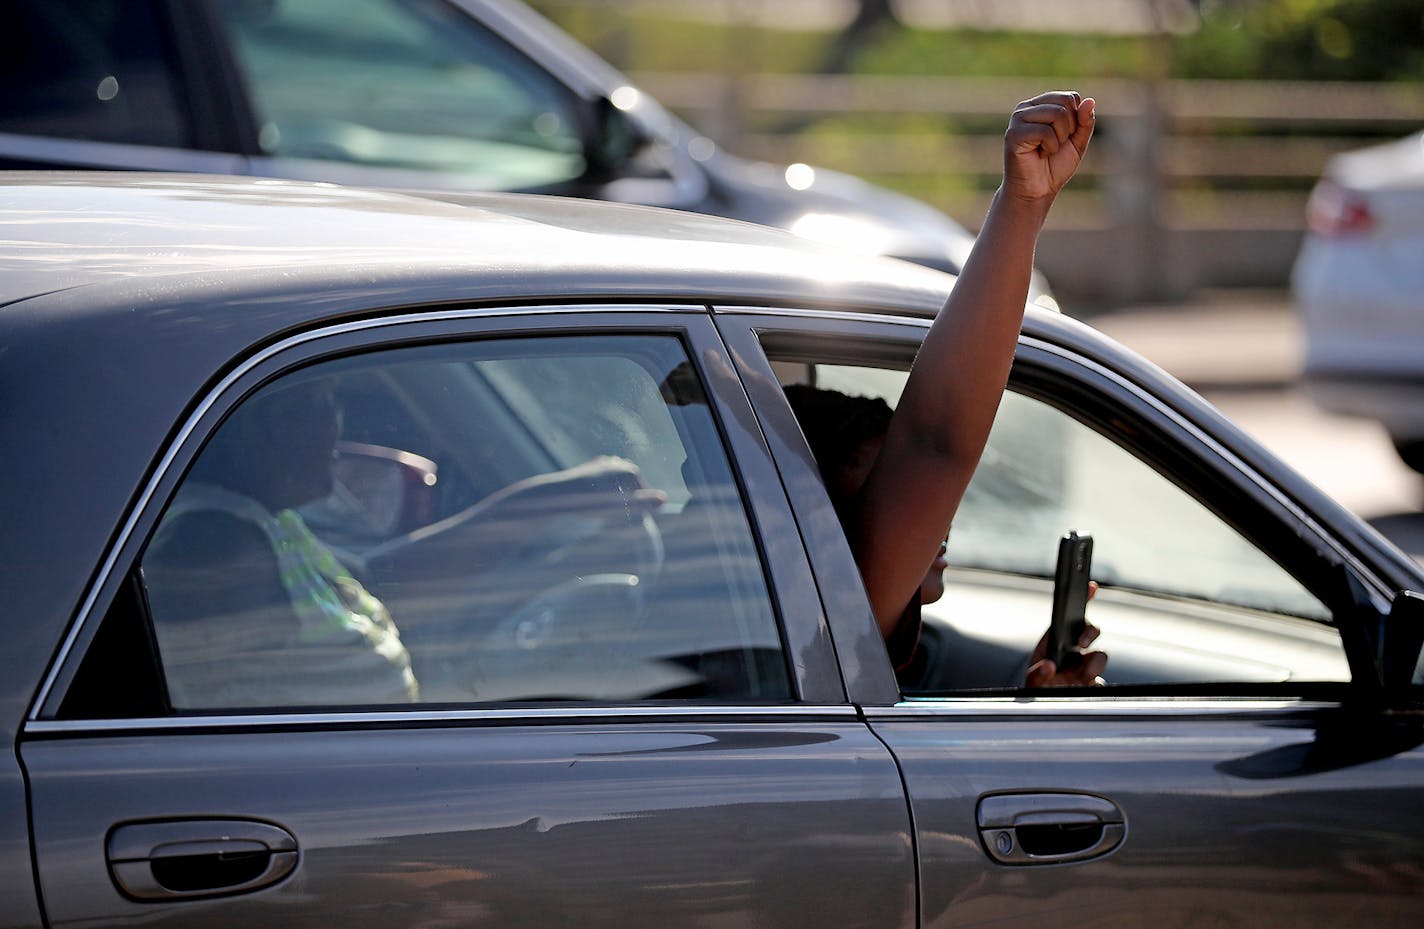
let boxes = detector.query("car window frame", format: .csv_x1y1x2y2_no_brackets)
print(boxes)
713,306,1394,706
30,305,848,729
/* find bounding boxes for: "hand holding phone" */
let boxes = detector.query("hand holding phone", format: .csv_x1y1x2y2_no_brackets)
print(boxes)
1047,530,1093,668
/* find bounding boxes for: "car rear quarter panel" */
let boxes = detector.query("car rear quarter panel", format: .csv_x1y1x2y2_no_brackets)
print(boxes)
0,774,41,928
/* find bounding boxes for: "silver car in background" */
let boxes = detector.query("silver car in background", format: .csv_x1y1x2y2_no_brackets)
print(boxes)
1292,130,1424,471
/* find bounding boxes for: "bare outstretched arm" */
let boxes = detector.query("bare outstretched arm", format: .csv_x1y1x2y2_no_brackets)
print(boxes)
849,92,1096,635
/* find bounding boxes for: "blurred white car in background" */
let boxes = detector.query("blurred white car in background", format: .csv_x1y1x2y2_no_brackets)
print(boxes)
1292,130,1424,472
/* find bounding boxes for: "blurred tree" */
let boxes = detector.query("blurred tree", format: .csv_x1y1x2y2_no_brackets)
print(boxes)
816,0,901,74
1177,0,1424,80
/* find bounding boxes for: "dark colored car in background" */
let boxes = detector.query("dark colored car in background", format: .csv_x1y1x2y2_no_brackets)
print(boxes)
0,0,1057,303
3,172,1424,927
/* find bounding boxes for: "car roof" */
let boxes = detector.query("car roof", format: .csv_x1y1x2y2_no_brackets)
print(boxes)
0,172,957,319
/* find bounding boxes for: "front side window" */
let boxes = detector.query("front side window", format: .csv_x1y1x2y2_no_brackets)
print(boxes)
138,335,788,710
786,361,1348,693
211,0,587,189
0,0,191,147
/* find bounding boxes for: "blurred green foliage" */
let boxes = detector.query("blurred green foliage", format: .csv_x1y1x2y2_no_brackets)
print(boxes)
528,0,1424,82
1177,0,1424,81
524,0,1420,223
846,29,1149,78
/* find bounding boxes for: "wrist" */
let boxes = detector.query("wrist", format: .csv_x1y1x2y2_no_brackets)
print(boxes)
992,185,1055,225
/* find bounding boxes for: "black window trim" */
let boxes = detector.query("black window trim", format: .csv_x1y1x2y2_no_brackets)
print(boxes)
25,703,861,739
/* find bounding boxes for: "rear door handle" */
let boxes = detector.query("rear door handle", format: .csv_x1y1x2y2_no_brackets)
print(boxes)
107,819,298,900
977,792,1126,865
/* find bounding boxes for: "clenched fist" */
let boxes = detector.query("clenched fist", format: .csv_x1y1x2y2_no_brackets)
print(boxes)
1003,91,1095,205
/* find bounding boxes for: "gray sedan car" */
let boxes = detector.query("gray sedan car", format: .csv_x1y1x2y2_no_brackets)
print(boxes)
4,173,1423,929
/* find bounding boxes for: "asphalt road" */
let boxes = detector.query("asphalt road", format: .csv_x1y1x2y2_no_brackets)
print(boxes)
1088,294,1424,563
1204,387,1423,522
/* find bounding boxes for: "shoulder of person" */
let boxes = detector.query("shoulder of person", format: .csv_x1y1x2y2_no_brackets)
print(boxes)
149,510,274,569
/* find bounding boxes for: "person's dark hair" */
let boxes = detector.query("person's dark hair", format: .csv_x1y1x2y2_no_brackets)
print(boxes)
188,379,339,505
783,384,893,505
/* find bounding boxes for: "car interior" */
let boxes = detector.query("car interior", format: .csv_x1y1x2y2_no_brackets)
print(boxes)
769,353,1353,696
132,335,791,711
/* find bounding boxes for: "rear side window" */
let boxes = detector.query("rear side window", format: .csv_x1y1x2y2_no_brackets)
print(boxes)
0,0,192,147
134,335,790,710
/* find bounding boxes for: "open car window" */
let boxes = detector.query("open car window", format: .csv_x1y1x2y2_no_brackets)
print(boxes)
135,334,790,711
788,361,1348,695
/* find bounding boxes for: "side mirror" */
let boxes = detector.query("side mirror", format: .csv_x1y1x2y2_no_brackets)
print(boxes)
1383,590,1424,693
579,94,649,181
300,442,439,543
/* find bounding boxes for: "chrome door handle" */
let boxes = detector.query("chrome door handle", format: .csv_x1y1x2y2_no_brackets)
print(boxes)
977,793,1126,865
107,819,298,900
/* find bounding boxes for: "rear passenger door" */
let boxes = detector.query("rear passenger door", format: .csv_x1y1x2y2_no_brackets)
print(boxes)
23,309,913,929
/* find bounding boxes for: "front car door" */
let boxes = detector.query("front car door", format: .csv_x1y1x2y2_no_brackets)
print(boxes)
718,307,1424,929
22,308,913,928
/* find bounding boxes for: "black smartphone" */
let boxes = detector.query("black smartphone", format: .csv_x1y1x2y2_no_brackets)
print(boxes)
1047,530,1094,667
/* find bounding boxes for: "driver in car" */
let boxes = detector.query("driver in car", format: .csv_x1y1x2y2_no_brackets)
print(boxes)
143,379,422,708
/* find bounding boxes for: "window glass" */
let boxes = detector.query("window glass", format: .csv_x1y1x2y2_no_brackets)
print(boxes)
212,0,587,189
140,336,788,710
796,363,1348,691
0,0,192,147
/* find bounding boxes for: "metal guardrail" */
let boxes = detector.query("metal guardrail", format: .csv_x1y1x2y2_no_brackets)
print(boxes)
633,70,1424,199
629,72,1424,301
636,73,1424,123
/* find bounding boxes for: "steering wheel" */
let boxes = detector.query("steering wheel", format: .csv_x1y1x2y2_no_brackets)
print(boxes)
469,572,651,699
360,457,665,696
